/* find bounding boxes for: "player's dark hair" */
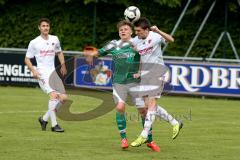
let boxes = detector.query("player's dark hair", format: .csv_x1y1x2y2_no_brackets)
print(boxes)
38,18,50,26
133,17,151,30
117,20,133,30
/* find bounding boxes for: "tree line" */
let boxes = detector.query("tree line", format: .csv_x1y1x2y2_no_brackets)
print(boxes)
0,0,239,58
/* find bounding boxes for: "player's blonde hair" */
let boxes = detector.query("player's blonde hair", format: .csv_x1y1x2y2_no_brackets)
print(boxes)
116,20,133,30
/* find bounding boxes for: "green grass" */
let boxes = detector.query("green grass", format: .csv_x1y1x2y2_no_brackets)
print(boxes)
0,86,239,160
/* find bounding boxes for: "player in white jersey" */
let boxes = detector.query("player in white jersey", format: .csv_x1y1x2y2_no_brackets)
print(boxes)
25,18,67,132
131,17,183,147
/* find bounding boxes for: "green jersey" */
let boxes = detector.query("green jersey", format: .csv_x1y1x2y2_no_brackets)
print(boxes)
98,39,140,84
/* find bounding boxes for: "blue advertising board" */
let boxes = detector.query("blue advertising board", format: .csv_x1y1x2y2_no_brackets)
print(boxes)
74,57,113,89
164,61,240,97
74,57,240,97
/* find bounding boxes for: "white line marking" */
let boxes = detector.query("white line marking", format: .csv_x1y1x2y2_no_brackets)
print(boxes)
0,111,45,114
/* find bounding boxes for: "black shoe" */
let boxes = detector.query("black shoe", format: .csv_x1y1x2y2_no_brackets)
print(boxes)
51,124,64,132
38,117,48,131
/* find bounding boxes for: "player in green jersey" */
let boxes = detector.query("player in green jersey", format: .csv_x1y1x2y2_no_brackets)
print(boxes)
84,20,160,152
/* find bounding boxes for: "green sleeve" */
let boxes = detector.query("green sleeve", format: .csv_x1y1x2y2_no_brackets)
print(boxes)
98,48,109,57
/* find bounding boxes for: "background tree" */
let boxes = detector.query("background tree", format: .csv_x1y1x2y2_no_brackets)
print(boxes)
0,0,239,58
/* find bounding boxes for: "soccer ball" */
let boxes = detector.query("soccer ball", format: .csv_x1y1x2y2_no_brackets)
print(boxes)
124,6,141,23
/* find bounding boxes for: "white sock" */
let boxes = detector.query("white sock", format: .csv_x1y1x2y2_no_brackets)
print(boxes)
42,111,50,122
141,111,156,139
43,100,63,122
48,99,59,127
156,105,178,126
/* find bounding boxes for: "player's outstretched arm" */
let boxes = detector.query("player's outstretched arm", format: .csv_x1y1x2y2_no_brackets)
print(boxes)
151,26,174,43
24,57,40,79
57,52,67,76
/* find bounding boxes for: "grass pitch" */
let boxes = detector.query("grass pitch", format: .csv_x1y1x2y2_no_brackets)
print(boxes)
0,86,239,160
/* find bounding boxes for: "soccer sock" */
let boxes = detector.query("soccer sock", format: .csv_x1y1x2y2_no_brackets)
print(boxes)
43,100,63,122
156,105,178,126
141,116,153,143
48,99,59,127
141,110,156,139
116,112,126,139
42,111,50,122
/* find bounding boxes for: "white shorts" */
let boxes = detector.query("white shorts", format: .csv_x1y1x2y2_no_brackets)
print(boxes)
113,83,145,108
135,64,168,98
38,70,65,94
129,84,162,99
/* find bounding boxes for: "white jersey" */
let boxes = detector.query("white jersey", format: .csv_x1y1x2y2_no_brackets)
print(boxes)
26,35,62,73
133,31,165,65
